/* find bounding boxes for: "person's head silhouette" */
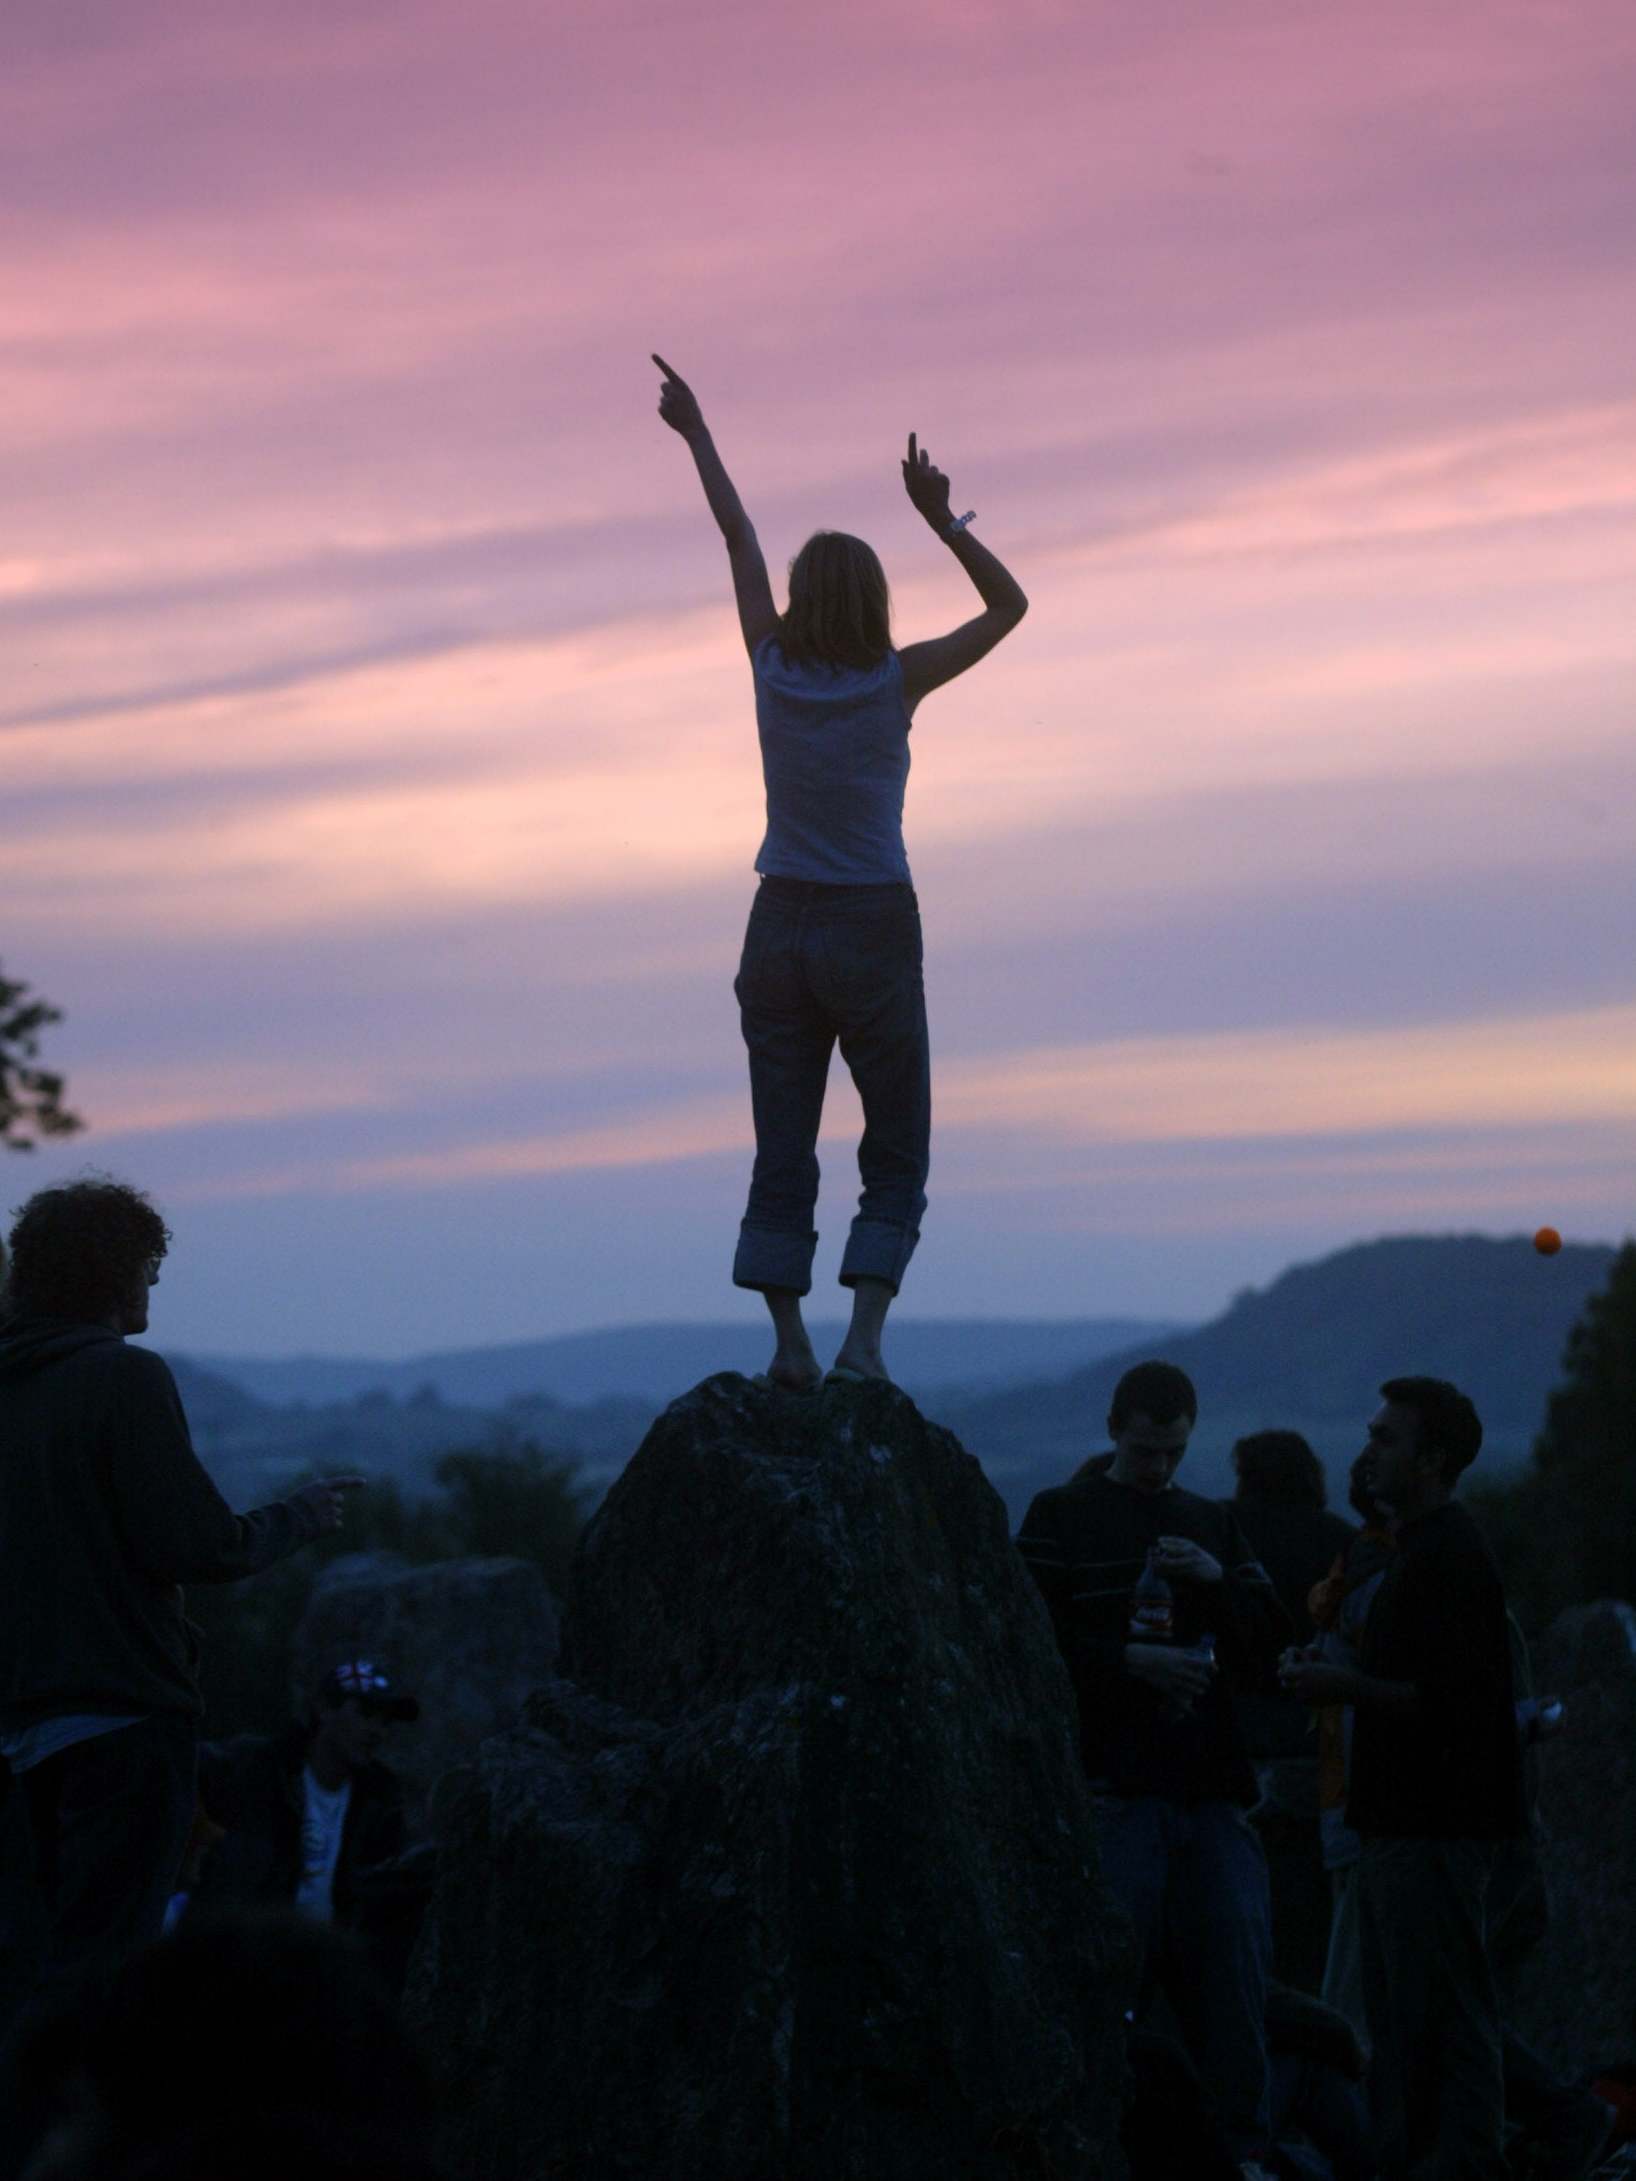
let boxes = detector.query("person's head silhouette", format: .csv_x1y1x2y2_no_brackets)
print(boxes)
779,530,893,669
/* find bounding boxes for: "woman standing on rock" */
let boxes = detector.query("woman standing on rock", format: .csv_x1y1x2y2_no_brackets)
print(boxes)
654,355,1028,1390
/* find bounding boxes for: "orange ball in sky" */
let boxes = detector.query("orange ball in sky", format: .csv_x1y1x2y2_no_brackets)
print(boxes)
1533,1226,1562,1256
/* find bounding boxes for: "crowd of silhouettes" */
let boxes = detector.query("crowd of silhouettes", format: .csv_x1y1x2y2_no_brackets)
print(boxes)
1020,1359,1622,2181
2,1175,1627,2181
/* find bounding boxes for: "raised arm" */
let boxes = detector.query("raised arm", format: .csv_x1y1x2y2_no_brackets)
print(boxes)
897,433,1028,714
653,353,778,658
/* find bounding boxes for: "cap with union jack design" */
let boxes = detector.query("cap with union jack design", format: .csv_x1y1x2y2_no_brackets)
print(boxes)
318,1658,420,1721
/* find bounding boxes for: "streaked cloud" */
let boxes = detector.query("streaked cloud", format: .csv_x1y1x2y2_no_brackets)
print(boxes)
110,999,1634,1208
7,0,1634,1350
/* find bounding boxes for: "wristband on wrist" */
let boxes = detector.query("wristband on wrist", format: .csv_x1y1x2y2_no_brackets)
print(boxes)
943,510,976,539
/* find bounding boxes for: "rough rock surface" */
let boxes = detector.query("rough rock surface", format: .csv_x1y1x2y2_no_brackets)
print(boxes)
292,1553,558,1830
1503,1600,1636,2073
407,1374,1133,2180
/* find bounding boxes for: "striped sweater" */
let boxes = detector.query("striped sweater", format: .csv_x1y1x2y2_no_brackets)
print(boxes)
1017,1453,1289,1804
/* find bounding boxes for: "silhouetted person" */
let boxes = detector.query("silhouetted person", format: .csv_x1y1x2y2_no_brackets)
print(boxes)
1306,1468,1608,2178
654,355,1028,1389
1017,1360,1290,2167
189,1659,431,1992
1305,1448,1397,2043
1231,1432,1358,1652
0,1178,362,2041
8,1910,443,2180
1283,1377,1524,2181
1230,1431,1358,1996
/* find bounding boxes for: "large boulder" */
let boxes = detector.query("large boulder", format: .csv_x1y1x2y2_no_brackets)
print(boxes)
1503,1600,1636,2073
292,1553,558,1831
407,1374,1133,2181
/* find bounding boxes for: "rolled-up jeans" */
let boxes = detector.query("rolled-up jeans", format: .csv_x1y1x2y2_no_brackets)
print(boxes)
733,876,930,1297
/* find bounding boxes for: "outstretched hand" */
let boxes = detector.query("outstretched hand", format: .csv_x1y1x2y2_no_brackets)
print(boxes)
653,354,705,440
901,432,953,525
293,1473,367,1536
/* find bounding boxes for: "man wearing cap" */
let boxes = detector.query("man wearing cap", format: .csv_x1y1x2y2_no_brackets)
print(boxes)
190,1659,420,1940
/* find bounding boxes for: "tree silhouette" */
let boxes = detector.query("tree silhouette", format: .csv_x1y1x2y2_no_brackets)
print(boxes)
1470,1239,1636,1625
191,1441,590,1738
1,964,84,1150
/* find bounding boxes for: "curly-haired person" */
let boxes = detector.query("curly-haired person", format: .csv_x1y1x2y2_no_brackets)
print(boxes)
0,1176,363,2036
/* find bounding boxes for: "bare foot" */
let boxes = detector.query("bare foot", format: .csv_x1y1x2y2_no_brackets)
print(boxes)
760,1287,820,1392
829,1344,890,1383
767,1347,822,1393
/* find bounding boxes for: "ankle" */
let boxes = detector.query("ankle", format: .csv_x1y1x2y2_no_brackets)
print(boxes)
834,1338,882,1370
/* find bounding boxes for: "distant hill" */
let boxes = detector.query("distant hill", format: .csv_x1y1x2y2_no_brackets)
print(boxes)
165,1317,1176,1513
161,1350,656,1509
943,1235,1620,1523
165,1238,1621,1533
187,1317,1178,1412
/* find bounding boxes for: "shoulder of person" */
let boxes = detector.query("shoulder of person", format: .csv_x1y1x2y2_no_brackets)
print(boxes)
1040,1458,1124,1533
1016,1484,1072,1542
1064,1451,1116,1493
104,1341,183,1404
1022,1455,1111,1519
1412,1502,1494,1570
1441,1500,1493,1544
1441,1503,1508,1587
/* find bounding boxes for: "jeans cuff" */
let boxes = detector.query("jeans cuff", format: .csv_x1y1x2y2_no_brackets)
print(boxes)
733,1224,818,1295
839,1218,920,1293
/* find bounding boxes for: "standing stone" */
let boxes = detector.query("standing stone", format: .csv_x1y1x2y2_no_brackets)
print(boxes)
408,1374,1133,2180
1502,1600,1636,2075
293,1553,558,1832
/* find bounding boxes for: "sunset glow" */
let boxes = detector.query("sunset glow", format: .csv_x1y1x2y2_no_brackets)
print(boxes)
7,0,1633,1351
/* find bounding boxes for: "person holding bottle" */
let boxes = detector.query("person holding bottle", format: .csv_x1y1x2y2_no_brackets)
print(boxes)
1016,1360,1290,2172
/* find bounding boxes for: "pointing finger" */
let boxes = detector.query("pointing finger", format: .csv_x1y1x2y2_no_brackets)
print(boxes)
651,353,684,385
907,431,917,466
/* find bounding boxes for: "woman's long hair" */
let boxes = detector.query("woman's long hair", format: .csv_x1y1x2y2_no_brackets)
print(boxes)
776,531,892,670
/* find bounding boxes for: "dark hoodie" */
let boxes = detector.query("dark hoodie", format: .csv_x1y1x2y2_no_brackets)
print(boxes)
0,1318,322,1726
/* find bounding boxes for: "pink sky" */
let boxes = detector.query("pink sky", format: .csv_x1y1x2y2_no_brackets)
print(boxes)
5,0,1634,1354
